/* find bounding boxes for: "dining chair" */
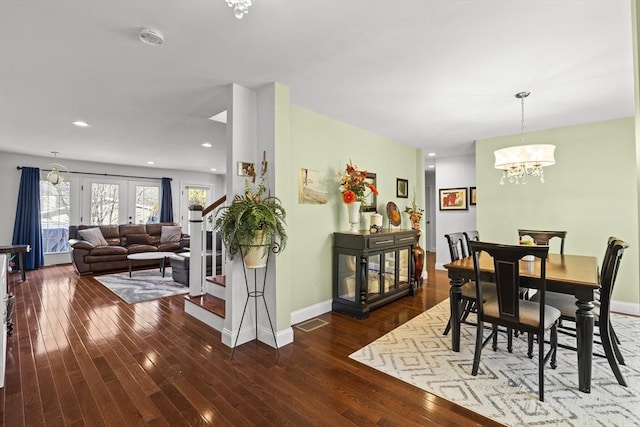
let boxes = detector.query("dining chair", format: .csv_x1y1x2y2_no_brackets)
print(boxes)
467,241,560,402
463,230,479,249
517,229,567,254
533,238,629,387
442,233,497,336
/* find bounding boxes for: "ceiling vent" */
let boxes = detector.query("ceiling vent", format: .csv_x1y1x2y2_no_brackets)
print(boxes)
138,27,165,46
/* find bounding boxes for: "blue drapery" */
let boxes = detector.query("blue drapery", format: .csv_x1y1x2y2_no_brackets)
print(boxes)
12,167,44,270
159,177,174,222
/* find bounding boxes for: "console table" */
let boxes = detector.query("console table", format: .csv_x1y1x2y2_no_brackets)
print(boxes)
332,229,417,319
0,244,30,282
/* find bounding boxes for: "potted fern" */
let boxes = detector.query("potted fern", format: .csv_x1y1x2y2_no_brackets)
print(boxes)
214,177,287,268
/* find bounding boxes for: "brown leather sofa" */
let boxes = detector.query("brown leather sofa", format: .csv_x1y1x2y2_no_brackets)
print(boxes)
68,223,189,275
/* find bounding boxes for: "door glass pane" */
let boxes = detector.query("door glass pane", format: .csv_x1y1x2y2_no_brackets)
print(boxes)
338,254,357,302
40,180,70,253
368,253,381,296
188,188,207,207
135,185,159,224
91,183,119,225
384,250,396,292
398,248,410,286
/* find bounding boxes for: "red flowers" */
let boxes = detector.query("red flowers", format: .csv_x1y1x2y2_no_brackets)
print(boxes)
339,160,378,204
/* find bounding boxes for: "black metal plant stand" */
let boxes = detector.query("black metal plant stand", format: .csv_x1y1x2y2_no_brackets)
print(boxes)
230,243,280,360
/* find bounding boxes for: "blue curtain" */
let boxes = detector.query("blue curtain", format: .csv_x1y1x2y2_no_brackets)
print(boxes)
159,177,174,222
12,167,44,270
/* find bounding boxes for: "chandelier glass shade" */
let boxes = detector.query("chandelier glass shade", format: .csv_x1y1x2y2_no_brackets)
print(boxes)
494,92,555,185
46,151,69,186
226,0,253,19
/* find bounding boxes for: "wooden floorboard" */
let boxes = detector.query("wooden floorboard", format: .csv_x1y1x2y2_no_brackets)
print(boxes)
0,253,503,426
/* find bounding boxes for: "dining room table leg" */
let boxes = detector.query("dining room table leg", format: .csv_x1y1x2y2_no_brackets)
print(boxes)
449,278,464,352
575,297,595,393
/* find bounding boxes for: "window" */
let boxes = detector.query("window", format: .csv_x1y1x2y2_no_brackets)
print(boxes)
187,187,207,207
90,182,120,225
40,180,70,253
134,185,159,224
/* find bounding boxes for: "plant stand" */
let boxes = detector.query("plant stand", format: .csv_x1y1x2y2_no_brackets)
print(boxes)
231,244,280,360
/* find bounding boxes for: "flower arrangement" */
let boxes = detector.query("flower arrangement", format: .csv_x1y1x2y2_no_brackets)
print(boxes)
404,195,424,231
338,160,379,204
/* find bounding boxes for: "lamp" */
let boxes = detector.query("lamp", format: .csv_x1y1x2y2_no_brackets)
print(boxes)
46,151,69,186
494,92,555,185
226,0,253,19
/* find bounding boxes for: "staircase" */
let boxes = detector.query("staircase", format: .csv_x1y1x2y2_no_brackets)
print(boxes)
183,196,227,333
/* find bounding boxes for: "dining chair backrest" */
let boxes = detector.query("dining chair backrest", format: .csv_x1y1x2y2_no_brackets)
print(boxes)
600,236,618,280
445,232,468,261
468,241,549,330
463,230,479,252
599,239,628,318
518,229,567,254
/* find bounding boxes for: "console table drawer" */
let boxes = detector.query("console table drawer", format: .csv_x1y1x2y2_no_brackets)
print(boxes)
395,234,416,245
367,236,396,248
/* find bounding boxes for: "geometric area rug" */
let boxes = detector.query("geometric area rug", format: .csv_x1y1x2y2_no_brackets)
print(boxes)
94,267,188,304
350,300,640,427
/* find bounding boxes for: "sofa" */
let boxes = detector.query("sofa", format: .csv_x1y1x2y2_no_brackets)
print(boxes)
68,223,189,275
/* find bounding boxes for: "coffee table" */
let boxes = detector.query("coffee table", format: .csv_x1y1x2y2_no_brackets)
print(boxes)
127,252,175,278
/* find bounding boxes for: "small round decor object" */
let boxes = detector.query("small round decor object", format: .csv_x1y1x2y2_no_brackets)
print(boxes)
386,202,401,227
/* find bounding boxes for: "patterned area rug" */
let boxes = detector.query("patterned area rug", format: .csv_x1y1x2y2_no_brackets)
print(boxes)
350,300,640,427
94,268,188,304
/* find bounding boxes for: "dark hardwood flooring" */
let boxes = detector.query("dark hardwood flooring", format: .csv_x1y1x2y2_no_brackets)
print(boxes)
0,253,501,426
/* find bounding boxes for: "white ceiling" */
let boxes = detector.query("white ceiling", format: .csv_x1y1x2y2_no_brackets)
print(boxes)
0,1,634,174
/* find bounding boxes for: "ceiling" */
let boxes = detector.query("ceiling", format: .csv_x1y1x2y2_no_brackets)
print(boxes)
0,1,634,175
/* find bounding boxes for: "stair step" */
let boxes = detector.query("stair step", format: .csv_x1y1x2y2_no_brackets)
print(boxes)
206,275,226,286
184,294,225,318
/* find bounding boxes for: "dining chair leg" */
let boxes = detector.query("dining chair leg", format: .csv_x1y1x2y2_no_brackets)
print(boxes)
507,327,513,353
442,317,452,336
610,333,625,365
492,324,498,351
599,319,627,386
472,321,483,376
527,333,534,359
551,325,558,369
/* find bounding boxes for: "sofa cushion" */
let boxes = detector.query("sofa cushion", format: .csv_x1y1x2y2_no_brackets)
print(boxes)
127,244,159,254
79,228,108,247
158,242,181,252
160,225,182,243
126,234,150,246
90,246,127,256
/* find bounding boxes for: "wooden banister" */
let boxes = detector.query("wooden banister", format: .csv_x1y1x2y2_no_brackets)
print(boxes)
203,195,227,216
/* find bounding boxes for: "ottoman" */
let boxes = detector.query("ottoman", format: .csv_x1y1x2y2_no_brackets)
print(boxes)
169,252,213,285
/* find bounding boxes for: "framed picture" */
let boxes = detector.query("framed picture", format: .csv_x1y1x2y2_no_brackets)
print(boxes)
237,161,255,177
439,187,468,211
362,172,377,212
470,187,477,206
396,178,409,198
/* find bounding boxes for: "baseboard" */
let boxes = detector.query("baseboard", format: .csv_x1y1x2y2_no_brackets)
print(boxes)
290,299,332,325
611,300,640,317
435,262,447,271
221,325,293,349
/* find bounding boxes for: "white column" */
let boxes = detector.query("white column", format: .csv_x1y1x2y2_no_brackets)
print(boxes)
188,205,203,297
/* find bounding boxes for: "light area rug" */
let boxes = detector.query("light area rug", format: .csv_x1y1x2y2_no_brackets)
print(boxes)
349,300,640,427
94,268,188,304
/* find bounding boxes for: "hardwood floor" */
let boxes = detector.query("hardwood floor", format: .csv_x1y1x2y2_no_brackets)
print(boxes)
0,253,501,426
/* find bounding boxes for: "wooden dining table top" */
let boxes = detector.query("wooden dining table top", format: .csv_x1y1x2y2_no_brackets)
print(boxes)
444,253,600,289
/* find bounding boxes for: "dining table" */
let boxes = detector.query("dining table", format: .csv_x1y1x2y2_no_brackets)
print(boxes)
444,252,600,393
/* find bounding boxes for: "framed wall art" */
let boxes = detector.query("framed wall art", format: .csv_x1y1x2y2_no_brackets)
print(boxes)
396,178,408,198
361,172,377,212
439,187,468,211
470,187,477,206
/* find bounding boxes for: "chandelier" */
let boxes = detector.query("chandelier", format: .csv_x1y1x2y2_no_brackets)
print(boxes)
226,0,253,19
46,151,69,186
494,92,556,185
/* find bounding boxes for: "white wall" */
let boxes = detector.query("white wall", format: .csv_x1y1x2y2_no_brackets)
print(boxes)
434,153,477,269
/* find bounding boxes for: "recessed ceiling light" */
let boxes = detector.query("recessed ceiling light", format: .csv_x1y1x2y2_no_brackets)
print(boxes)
427,152,436,157
73,121,90,127
201,142,213,148
428,165,435,169
210,168,217,171
147,161,155,165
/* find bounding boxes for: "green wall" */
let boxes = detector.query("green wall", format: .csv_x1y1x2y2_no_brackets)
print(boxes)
476,117,639,305
287,106,424,312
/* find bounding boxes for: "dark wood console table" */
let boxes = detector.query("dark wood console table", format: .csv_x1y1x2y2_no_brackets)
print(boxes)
0,244,30,282
332,229,417,319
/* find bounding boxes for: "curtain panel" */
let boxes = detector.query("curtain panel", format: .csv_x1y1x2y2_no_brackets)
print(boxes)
159,177,174,222
12,167,44,270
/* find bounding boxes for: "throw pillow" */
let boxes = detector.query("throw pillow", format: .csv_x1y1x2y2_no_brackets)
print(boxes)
126,234,150,245
78,227,108,247
160,225,182,244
